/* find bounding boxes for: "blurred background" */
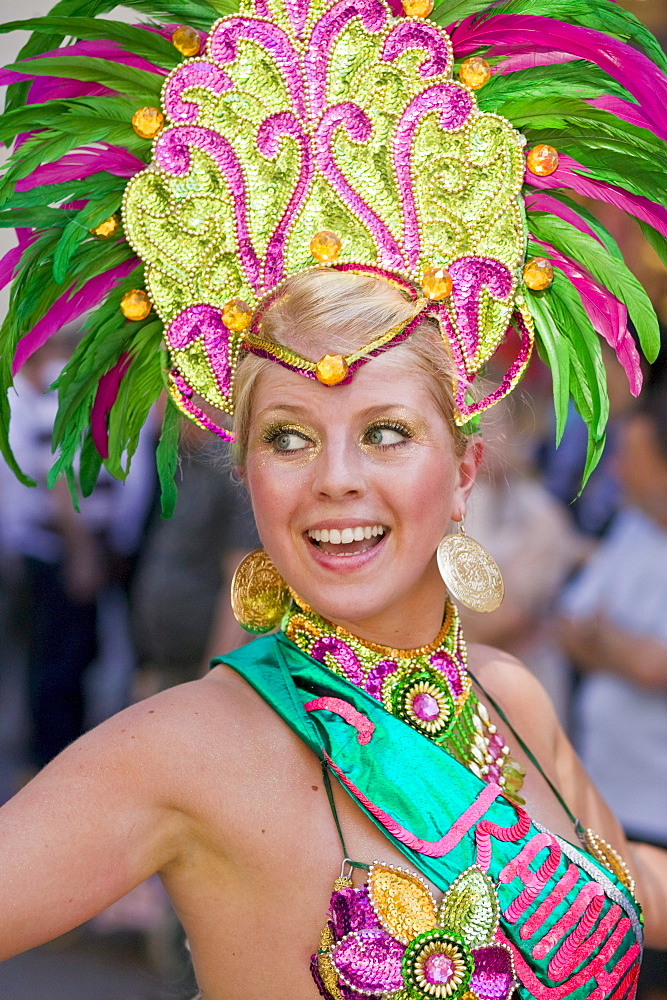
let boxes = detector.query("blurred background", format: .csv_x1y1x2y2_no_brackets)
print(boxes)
1,1,667,998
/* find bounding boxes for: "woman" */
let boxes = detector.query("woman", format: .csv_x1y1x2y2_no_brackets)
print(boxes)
2,0,667,995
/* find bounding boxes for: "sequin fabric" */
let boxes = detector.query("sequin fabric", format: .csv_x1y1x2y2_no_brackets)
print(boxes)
122,0,528,427
312,864,516,1000
284,598,525,802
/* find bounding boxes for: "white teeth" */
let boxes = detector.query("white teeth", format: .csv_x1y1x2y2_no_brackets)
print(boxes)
307,524,387,545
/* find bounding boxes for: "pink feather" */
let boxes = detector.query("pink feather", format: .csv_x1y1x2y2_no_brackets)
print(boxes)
19,39,166,76
525,191,602,244
11,258,139,376
450,15,667,132
587,95,667,143
535,240,643,396
91,352,132,459
15,146,144,192
496,51,577,74
527,153,667,240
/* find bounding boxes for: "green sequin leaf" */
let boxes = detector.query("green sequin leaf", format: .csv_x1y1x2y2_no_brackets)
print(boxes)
438,867,500,950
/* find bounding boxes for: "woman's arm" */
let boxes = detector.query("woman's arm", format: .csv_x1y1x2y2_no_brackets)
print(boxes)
0,691,195,960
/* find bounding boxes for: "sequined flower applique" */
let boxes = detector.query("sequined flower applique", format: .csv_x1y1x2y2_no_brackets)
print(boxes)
315,864,516,1000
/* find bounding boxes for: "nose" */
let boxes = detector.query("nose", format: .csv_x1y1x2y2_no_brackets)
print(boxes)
310,437,367,501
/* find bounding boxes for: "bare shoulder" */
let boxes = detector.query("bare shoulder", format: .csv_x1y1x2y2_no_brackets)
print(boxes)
467,642,560,757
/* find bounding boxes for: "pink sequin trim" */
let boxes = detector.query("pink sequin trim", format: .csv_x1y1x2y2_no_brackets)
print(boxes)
531,882,605,961
325,753,500,857
155,126,261,289
382,20,452,79
498,926,640,999
475,809,532,873
519,865,580,941
170,370,234,440
315,104,406,269
305,697,375,745
163,60,233,124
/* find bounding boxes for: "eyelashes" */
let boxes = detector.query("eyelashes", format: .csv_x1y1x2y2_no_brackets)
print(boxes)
260,418,415,454
363,420,414,449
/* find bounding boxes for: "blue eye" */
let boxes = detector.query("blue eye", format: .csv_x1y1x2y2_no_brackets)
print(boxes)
269,429,310,451
365,423,410,447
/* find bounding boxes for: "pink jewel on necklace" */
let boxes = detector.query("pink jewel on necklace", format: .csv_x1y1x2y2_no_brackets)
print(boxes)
412,691,441,722
424,952,455,984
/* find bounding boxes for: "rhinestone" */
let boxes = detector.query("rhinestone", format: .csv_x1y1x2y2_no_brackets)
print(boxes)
413,692,441,722
315,354,348,385
523,257,554,290
132,106,165,139
172,25,201,57
402,0,434,15
459,57,492,90
424,952,455,985
121,289,152,321
310,230,342,262
526,144,559,176
422,266,453,301
222,298,253,331
89,214,120,240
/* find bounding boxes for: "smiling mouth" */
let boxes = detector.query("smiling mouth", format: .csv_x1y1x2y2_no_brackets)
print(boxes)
306,524,388,557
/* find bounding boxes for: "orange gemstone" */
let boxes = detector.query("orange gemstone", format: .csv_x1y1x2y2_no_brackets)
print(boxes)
526,144,559,177
459,57,492,90
172,25,201,57
523,257,554,290
315,354,349,386
89,214,120,240
222,298,253,331
121,289,152,321
132,106,165,140
421,266,453,301
310,230,342,263
402,0,434,16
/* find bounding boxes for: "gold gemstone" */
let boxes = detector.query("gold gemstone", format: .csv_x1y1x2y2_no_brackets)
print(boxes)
523,257,554,290
310,230,342,263
315,354,349,386
171,24,201,57
459,57,492,90
89,214,120,240
132,106,165,140
421,266,453,301
121,289,152,321
402,0,434,16
526,144,559,176
222,298,253,331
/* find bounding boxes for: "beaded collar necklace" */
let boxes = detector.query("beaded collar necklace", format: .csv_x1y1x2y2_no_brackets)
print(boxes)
283,597,525,805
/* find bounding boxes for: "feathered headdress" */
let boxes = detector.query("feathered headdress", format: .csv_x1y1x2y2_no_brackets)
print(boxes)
0,0,664,513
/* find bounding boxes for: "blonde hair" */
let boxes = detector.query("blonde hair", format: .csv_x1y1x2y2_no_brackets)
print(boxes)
232,269,469,461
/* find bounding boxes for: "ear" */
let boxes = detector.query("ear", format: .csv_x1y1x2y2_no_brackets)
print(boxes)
451,437,483,522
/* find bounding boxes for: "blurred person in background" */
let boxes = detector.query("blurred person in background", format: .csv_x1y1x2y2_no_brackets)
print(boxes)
460,387,589,723
560,375,667,999
132,420,258,687
0,333,155,774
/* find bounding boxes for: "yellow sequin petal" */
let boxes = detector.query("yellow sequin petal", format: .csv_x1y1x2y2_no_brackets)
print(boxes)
369,864,437,946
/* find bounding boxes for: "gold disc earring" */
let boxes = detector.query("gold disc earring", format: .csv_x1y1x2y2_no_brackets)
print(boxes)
436,519,504,613
231,549,291,633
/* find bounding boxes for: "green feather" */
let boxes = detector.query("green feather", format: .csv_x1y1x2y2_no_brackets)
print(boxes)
105,323,163,477
524,292,569,445
156,392,181,518
5,56,164,104
0,206,73,229
431,0,490,25
528,213,660,362
0,172,126,212
478,62,635,112
79,429,104,497
0,17,182,70
52,189,124,284
525,189,624,261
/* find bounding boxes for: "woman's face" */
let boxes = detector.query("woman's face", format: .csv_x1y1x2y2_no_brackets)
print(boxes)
243,351,479,641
